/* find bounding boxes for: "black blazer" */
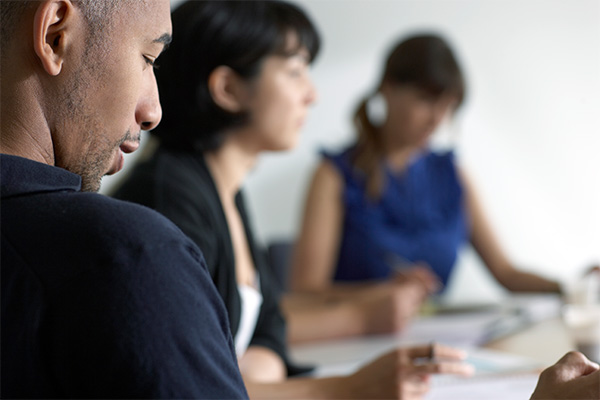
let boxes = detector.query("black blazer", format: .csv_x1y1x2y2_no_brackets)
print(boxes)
112,147,311,376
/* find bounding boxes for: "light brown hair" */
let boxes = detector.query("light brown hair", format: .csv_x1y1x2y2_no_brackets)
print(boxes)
352,33,466,200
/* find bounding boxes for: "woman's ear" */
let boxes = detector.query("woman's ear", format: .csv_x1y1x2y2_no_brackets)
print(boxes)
33,0,76,76
208,66,248,113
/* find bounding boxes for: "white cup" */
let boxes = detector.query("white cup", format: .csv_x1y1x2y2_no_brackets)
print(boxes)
564,275,600,305
562,304,600,363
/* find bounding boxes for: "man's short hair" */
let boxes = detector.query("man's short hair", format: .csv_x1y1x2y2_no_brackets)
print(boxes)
1,0,123,56
0,1,31,51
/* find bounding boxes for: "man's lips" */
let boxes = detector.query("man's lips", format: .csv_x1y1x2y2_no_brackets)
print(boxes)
106,137,140,176
106,148,125,176
120,137,141,154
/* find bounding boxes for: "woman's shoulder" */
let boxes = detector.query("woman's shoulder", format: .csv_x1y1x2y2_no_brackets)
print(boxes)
419,150,464,196
419,150,458,175
423,149,456,163
318,144,359,179
320,144,354,163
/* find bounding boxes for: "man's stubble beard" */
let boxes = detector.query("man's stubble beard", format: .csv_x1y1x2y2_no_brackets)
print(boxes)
55,44,128,193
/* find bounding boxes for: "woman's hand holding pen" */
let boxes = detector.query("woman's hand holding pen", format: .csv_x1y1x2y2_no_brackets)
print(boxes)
339,343,474,400
392,264,442,295
386,253,442,295
357,279,429,334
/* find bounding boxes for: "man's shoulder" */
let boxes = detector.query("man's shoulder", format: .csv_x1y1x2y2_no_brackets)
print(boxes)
47,191,190,246
83,194,208,266
1,192,247,400
3,190,202,272
2,189,210,309
82,193,183,234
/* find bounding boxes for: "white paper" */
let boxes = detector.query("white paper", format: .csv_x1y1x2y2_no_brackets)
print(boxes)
426,373,539,400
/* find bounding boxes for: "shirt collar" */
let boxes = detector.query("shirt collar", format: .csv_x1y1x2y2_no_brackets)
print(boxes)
1,154,81,199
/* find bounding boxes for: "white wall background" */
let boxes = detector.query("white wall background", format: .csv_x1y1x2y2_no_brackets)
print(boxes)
103,0,600,303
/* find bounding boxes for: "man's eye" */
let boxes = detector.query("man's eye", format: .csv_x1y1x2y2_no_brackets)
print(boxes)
143,56,159,69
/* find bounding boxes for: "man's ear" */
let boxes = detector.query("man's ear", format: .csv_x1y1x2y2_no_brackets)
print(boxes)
33,0,76,76
208,66,248,113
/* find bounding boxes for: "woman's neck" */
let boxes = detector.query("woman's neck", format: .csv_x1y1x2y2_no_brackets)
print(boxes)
381,144,425,174
377,123,416,172
204,137,259,200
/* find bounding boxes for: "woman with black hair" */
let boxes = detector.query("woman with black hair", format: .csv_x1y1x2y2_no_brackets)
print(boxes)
111,1,473,397
290,34,561,319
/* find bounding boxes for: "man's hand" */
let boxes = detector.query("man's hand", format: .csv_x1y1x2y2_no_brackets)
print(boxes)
530,351,599,400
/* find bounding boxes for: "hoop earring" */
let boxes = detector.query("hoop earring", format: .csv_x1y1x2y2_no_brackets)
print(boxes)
366,92,388,127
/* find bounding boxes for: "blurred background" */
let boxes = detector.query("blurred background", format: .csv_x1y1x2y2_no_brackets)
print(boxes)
102,0,599,304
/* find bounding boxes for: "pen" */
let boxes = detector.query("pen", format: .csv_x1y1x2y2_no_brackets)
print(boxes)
385,252,414,276
385,252,441,294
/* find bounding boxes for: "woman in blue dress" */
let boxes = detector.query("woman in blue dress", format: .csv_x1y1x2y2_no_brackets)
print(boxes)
290,34,561,318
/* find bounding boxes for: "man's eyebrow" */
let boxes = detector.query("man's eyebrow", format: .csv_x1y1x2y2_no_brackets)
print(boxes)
153,33,172,50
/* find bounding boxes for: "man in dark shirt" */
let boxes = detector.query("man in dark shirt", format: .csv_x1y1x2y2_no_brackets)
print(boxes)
1,1,247,398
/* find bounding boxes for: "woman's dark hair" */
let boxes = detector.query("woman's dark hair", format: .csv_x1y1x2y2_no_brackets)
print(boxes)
353,33,466,199
151,0,321,151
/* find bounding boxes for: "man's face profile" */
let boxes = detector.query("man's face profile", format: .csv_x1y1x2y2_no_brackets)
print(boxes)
53,0,172,192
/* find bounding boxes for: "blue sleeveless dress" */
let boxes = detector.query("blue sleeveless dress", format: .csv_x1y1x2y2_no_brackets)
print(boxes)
325,147,469,286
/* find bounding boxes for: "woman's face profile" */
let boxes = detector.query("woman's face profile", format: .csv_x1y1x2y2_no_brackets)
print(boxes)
237,45,317,153
383,84,456,150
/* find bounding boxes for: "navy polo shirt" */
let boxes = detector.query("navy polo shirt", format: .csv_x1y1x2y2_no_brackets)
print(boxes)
1,154,248,399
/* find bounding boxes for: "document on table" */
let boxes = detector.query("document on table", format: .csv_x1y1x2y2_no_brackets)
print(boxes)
290,311,507,369
428,346,542,399
314,363,540,400
311,347,543,399
306,346,543,378
427,372,540,400
406,293,563,346
399,311,502,346
290,293,559,396
291,305,551,370
394,309,545,400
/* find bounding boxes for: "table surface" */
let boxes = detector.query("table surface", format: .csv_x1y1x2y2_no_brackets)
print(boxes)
288,298,577,399
484,317,574,366
289,298,576,374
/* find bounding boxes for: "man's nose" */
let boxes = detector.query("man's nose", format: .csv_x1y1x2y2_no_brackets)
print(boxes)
136,72,162,132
